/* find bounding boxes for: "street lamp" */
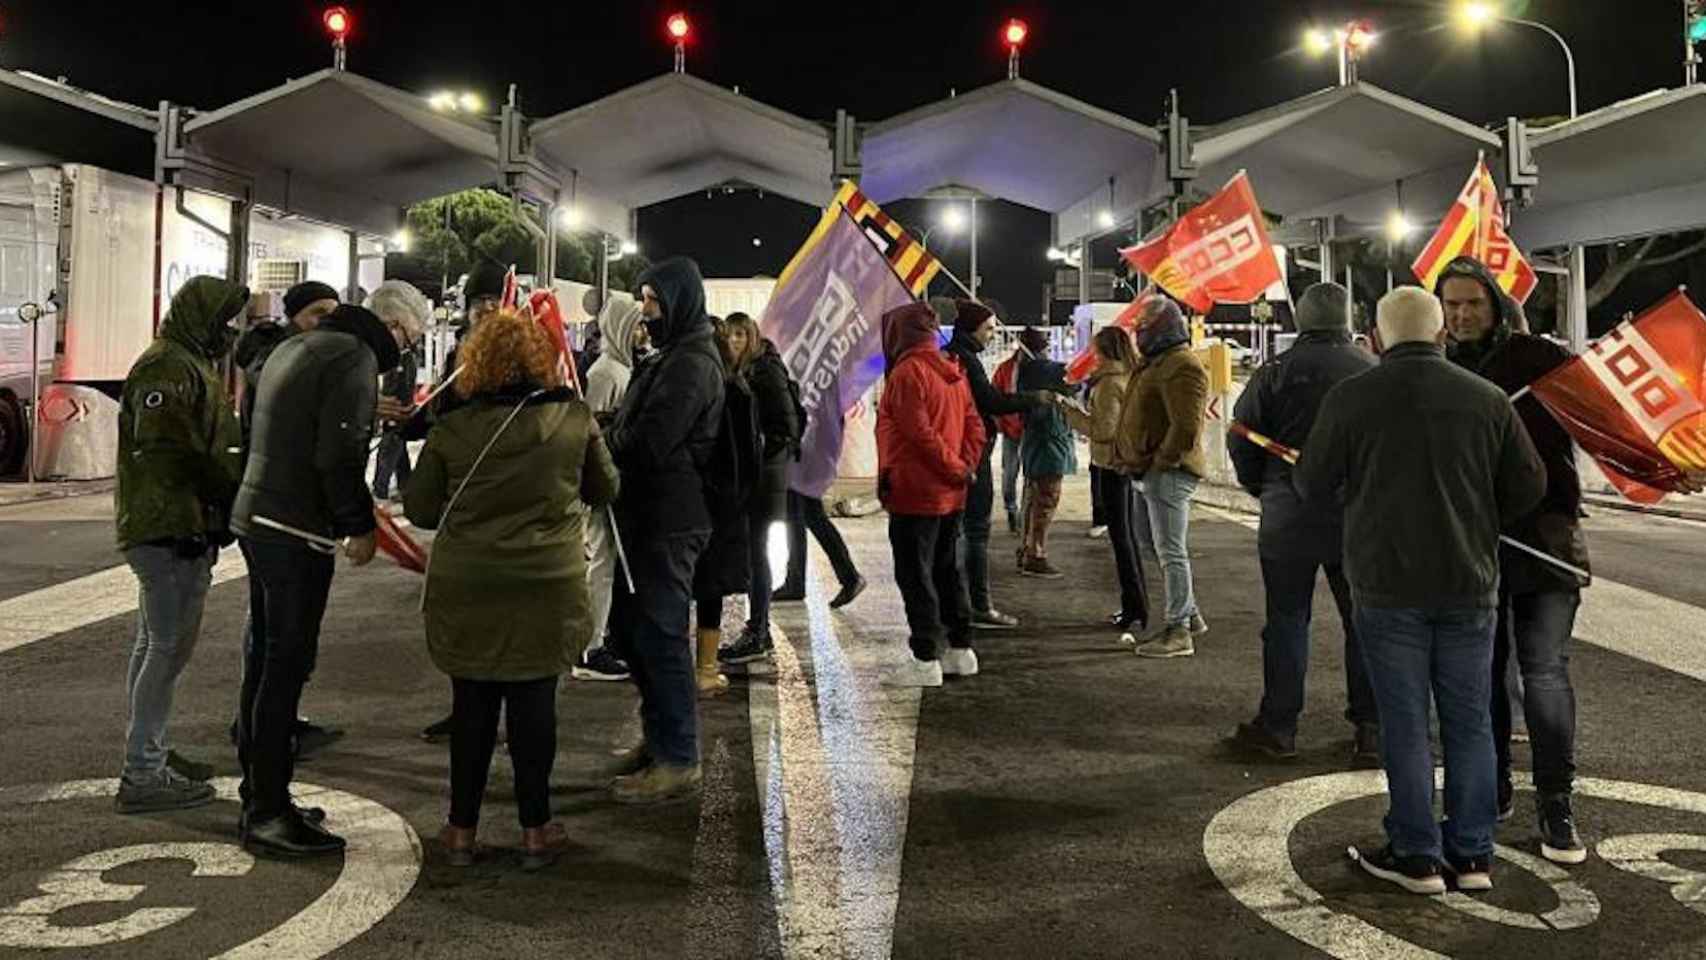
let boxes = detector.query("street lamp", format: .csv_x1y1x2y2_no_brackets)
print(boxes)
390,229,412,253
1454,2,1577,118
1097,209,1116,230
323,6,352,70
1005,18,1028,79
557,206,585,231
428,89,487,114
1384,211,1415,244
667,13,691,73
1304,19,1376,84
940,206,968,235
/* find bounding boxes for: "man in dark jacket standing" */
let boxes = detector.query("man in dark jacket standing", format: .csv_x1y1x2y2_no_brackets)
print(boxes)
232,303,408,857
1300,286,1546,895
1439,255,1591,864
944,300,1044,628
113,276,248,814
604,256,725,804
1226,283,1380,766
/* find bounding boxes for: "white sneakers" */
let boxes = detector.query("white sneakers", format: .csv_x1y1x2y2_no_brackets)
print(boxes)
884,656,944,687
940,647,980,677
1088,525,1109,539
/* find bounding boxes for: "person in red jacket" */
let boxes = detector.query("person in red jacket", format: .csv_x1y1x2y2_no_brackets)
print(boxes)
877,302,987,687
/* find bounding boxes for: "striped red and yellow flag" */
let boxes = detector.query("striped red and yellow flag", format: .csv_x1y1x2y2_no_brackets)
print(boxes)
775,181,942,297
1411,160,1538,304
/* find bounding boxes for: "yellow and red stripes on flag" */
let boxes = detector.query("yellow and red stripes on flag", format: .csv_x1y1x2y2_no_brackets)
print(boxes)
1411,159,1538,304
774,180,942,298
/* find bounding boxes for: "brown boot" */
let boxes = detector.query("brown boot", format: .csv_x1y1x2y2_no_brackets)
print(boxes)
696,628,729,698
519,821,567,872
611,763,703,805
437,824,478,868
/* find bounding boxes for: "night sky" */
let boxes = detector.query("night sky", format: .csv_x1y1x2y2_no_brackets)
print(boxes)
2,1,1691,318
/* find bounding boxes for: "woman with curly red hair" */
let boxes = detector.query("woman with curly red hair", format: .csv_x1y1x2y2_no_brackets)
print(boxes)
405,308,619,871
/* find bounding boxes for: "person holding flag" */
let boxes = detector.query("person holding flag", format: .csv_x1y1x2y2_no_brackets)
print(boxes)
1438,255,1590,863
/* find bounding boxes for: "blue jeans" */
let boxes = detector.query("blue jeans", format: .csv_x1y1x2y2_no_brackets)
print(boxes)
957,447,995,613
1356,605,1498,861
608,531,708,767
1000,434,1022,515
1141,468,1200,628
1256,555,1376,739
122,544,214,782
1492,590,1580,797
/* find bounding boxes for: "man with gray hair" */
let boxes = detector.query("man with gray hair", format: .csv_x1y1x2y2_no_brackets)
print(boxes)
367,281,431,500
1225,282,1379,766
1298,285,1546,896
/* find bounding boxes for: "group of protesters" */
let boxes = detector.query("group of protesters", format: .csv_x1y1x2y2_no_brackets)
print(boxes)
111,240,1632,891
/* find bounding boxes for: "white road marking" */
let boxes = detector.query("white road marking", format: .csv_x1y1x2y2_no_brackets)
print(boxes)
1203,769,1706,957
0,546,247,655
0,777,420,958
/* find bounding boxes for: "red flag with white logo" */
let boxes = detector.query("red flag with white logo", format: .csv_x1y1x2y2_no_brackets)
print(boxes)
1064,293,1155,384
1118,172,1282,314
1529,289,1706,504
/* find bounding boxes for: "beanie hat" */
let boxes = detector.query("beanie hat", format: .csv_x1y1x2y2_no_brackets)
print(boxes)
952,299,994,335
463,260,509,307
282,281,339,322
1018,326,1050,355
1294,282,1350,333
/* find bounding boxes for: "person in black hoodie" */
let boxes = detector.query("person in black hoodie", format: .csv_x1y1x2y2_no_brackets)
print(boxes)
1438,255,1590,865
1225,282,1380,766
231,303,410,858
603,256,725,805
943,300,1046,628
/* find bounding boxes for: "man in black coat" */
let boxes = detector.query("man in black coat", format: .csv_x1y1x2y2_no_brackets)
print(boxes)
604,256,725,805
1439,255,1590,865
943,300,1045,629
1225,283,1380,766
231,303,408,858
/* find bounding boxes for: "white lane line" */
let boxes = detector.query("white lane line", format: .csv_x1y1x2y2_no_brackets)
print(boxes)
0,547,247,656
1195,503,1706,684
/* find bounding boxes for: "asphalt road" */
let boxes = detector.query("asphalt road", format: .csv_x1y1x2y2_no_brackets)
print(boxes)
3,475,1706,959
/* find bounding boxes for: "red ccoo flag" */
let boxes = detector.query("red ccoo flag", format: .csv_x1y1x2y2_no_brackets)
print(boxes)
1528,289,1706,504
1064,293,1156,384
373,505,428,573
1119,172,1283,315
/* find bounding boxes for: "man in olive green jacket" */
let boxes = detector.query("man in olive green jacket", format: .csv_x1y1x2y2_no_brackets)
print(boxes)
114,275,249,814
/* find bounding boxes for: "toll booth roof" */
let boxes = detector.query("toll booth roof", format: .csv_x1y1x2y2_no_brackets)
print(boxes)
0,69,158,178
182,69,501,235
860,78,1162,212
529,72,833,211
1192,82,1501,223
1516,86,1706,248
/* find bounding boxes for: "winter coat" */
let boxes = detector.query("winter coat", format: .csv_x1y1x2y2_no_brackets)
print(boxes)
405,387,619,681
1112,345,1209,478
990,351,1026,441
235,321,292,463
1017,356,1077,478
946,329,1037,468
1229,331,1375,562
693,372,757,602
585,300,643,416
382,348,418,405
232,307,400,545
115,276,248,551
607,257,724,539
747,340,798,524
1441,256,1591,593
1061,357,1130,469
1297,341,1548,610
876,304,985,516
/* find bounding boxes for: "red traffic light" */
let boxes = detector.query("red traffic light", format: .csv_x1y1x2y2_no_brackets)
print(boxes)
667,13,691,40
323,6,352,40
1004,18,1028,48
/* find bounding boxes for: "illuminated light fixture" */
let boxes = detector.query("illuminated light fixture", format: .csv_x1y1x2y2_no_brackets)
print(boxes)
1005,18,1028,47
557,207,585,230
940,207,967,234
457,92,483,113
1385,210,1416,243
1345,20,1378,53
751,237,763,247
1456,1,1497,30
323,6,351,40
428,91,457,111
667,12,691,39
620,240,639,256
1046,247,1066,261
1097,209,1116,230
390,229,411,253
1303,27,1334,56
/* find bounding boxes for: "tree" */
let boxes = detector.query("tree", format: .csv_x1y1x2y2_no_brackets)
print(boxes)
1586,232,1706,309
387,188,607,298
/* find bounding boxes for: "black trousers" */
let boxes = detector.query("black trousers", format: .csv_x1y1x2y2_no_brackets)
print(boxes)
449,675,558,830
888,511,972,661
783,492,859,590
1090,465,1110,528
238,538,335,821
1099,471,1150,627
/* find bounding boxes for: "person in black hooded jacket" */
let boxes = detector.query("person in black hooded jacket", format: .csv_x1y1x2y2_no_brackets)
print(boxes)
603,256,725,805
231,302,408,859
1438,255,1590,864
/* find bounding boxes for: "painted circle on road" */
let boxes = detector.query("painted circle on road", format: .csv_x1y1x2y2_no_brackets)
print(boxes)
0,776,420,957
1203,770,1706,958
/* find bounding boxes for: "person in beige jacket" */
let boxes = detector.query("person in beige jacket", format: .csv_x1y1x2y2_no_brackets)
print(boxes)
1110,298,1209,658
1058,326,1149,632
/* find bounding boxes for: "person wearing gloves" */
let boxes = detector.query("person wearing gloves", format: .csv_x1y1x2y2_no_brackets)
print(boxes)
573,297,646,684
1112,297,1210,659
113,276,249,814
231,301,417,858
877,302,986,687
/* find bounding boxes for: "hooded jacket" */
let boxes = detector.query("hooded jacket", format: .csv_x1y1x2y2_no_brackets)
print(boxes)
607,257,725,538
232,305,399,545
876,303,985,516
1439,256,1590,592
1114,302,1209,478
945,327,1039,466
1229,329,1375,561
1017,355,1077,477
1061,356,1130,469
585,299,643,416
115,276,249,551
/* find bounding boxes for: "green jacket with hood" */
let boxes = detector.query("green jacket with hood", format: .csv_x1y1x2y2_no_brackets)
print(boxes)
115,276,249,551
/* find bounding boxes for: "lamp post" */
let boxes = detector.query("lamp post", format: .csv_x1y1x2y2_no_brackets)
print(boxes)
1457,3,1577,118
1004,19,1028,80
1305,20,1376,85
323,7,351,70
667,13,691,73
